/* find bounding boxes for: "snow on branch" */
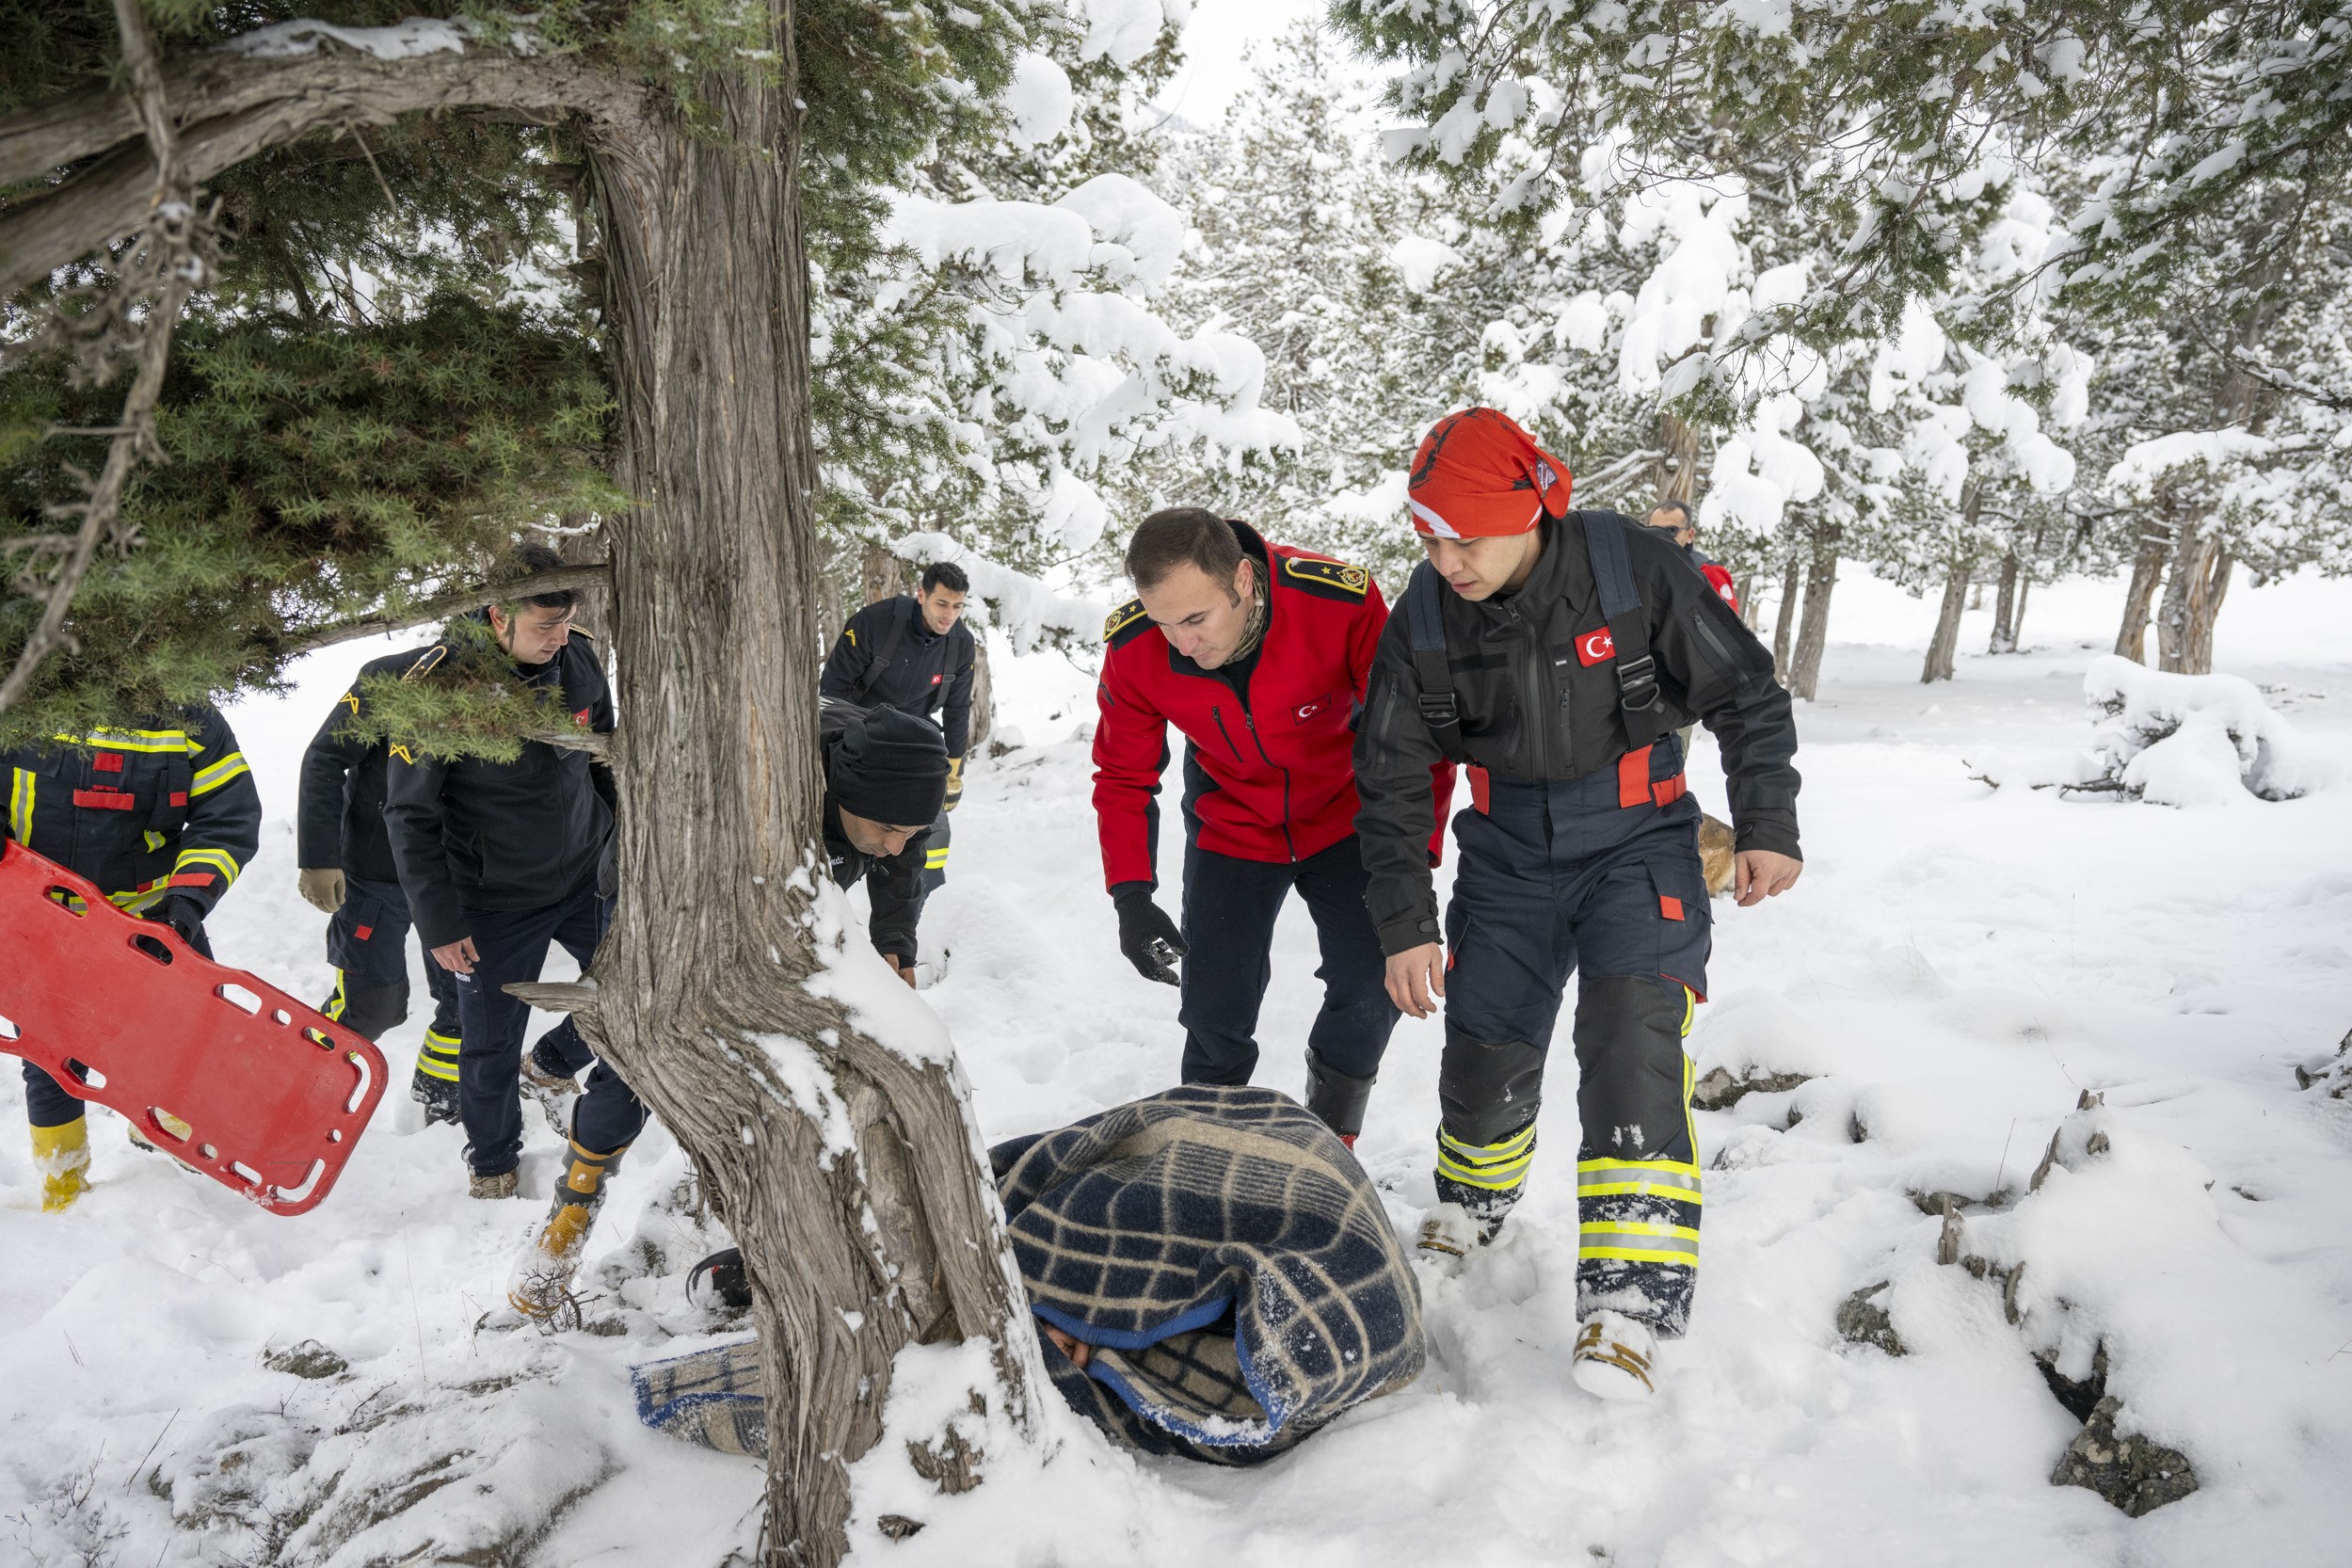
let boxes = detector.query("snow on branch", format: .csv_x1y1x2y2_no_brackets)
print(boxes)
225,16,482,60
889,533,1110,651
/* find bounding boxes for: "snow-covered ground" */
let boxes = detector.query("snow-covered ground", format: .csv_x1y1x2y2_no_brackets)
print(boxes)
5,566,2351,1566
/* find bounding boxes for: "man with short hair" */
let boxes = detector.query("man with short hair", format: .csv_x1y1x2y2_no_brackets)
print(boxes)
1092,508,1442,1144
383,543,616,1199
1355,408,1801,1402
505,698,948,1319
4,704,262,1210
296,646,466,1121
820,560,976,973
1644,500,1740,613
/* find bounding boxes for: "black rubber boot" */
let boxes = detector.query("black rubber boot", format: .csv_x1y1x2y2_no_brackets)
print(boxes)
1303,1049,1378,1144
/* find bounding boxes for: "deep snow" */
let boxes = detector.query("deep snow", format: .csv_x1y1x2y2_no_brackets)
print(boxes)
4,567,2351,1567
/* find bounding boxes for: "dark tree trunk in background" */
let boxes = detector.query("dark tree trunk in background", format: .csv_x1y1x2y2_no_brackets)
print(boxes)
1651,409,1701,504
2155,520,2232,675
1788,525,1840,700
1922,560,1972,682
861,538,910,608
2114,515,2173,663
567,24,1037,1566
967,633,995,753
1771,549,1802,684
2010,573,2031,649
1988,549,2022,654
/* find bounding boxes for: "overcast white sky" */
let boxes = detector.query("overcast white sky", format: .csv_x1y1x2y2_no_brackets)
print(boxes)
1146,0,1381,128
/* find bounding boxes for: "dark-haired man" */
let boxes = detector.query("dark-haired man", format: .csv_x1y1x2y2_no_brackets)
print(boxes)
821,561,976,971
506,699,947,1319
1354,408,1801,1402
1644,500,1740,614
383,545,616,1199
296,645,467,1122
1092,508,1444,1144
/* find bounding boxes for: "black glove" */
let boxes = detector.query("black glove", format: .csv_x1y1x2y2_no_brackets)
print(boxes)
150,895,203,948
1112,883,1186,985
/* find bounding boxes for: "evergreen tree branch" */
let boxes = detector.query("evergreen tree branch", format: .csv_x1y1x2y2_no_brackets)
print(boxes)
0,0,200,715
270,565,615,658
0,47,648,297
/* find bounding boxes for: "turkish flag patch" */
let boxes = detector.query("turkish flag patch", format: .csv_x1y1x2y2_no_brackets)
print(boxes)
1576,627,1616,666
573,707,592,727
931,673,943,685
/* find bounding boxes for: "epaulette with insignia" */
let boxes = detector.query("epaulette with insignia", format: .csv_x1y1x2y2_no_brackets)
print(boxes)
1102,598,1152,648
401,645,451,682
570,625,597,641
1280,554,1373,600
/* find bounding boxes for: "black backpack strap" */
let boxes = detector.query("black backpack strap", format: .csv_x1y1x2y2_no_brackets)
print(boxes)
855,597,915,703
1402,563,1469,764
1580,511,1671,748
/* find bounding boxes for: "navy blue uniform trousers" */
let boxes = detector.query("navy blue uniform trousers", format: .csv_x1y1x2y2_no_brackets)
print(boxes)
1438,737,1710,1335
452,877,643,1176
1177,833,1398,1087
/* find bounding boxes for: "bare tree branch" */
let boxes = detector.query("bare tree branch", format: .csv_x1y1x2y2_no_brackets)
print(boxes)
268,564,614,658
0,48,648,296
0,0,202,713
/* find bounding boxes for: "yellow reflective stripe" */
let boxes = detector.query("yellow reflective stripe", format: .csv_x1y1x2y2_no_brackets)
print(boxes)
8,768,32,843
173,846,242,889
423,1029,462,1053
923,848,950,869
50,728,191,754
416,1053,460,1082
1681,986,1695,1037
1439,1121,1536,1160
144,829,167,852
1436,1151,1534,1190
190,752,250,795
112,885,166,915
324,971,348,1021
1580,1220,1700,1263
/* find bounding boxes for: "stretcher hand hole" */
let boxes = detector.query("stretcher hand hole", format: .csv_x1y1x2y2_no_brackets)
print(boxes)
199,1143,217,1160
344,1050,371,1114
65,1061,105,1090
131,933,173,966
274,1160,328,1205
270,1008,292,1026
216,984,262,1016
42,886,85,914
146,1107,192,1143
0,1014,17,1041
230,1160,264,1187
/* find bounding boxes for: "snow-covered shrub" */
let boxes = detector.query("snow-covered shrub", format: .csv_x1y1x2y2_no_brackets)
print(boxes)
2081,654,2331,805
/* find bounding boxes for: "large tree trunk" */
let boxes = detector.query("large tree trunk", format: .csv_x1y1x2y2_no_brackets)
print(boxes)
1988,549,2021,654
862,537,911,607
1652,408,1701,504
2157,523,2232,675
1771,548,1802,684
2114,515,2172,663
967,632,995,754
1922,560,1971,681
1788,524,1840,700
576,31,1036,1568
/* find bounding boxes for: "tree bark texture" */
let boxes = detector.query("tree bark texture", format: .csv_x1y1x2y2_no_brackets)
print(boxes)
1651,409,1702,505
1771,550,1802,684
1922,560,1972,682
1988,550,2022,655
2155,520,2232,676
0,30,1042,1568
860,538,911,608
1788,525,1840,701
2113,516,2173,663
967,633,995,754
573,36,1037,1566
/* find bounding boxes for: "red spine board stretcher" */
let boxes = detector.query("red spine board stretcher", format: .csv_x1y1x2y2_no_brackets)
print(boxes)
0,839,385,1214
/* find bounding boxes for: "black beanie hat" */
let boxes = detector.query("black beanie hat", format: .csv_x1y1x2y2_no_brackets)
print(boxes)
830,706,949,826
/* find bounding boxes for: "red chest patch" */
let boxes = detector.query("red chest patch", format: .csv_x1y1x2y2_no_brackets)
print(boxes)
1576,628,1617,666
931,674,943,685
573,708,592,727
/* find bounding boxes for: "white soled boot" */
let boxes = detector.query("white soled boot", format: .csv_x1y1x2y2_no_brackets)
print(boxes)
1416,1201,1482,1262
1571,1309,1660,1402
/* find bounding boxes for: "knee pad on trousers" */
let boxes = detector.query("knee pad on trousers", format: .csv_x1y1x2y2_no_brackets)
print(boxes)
1436,1026,1546,1148
1572,976,1694,1163
333,981,410,1044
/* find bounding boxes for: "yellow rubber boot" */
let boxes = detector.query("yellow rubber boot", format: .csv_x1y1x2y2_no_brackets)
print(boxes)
507,1139,630,1321
31,1117,92,1213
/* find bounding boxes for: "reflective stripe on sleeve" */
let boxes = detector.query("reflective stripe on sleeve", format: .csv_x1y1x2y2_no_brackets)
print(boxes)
8,769,32,844
190,752,251,795
172,846,242,891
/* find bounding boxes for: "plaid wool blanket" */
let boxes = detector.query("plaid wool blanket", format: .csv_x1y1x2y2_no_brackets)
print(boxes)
991,1083,1426,1464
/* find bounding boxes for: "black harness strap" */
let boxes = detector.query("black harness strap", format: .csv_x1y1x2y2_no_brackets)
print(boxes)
1579,511,1672,749
856,597,916,705
1402,562,1470,764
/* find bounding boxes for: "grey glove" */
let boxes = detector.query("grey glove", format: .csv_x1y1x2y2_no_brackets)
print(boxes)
297,867,345,915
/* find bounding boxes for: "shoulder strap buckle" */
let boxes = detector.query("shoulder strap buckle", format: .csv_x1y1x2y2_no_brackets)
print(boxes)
1616,654,1660,713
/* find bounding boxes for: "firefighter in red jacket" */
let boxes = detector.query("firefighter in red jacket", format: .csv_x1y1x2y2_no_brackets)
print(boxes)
1093,508,1444,1143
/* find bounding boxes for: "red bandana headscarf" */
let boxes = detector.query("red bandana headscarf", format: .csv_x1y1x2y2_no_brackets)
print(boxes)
1405,408,1573,539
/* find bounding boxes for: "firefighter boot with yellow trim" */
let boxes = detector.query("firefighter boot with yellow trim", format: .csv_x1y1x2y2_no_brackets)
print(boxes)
32,1116,92,1213
507,1139,630,1321
1571,1309,1661,1403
